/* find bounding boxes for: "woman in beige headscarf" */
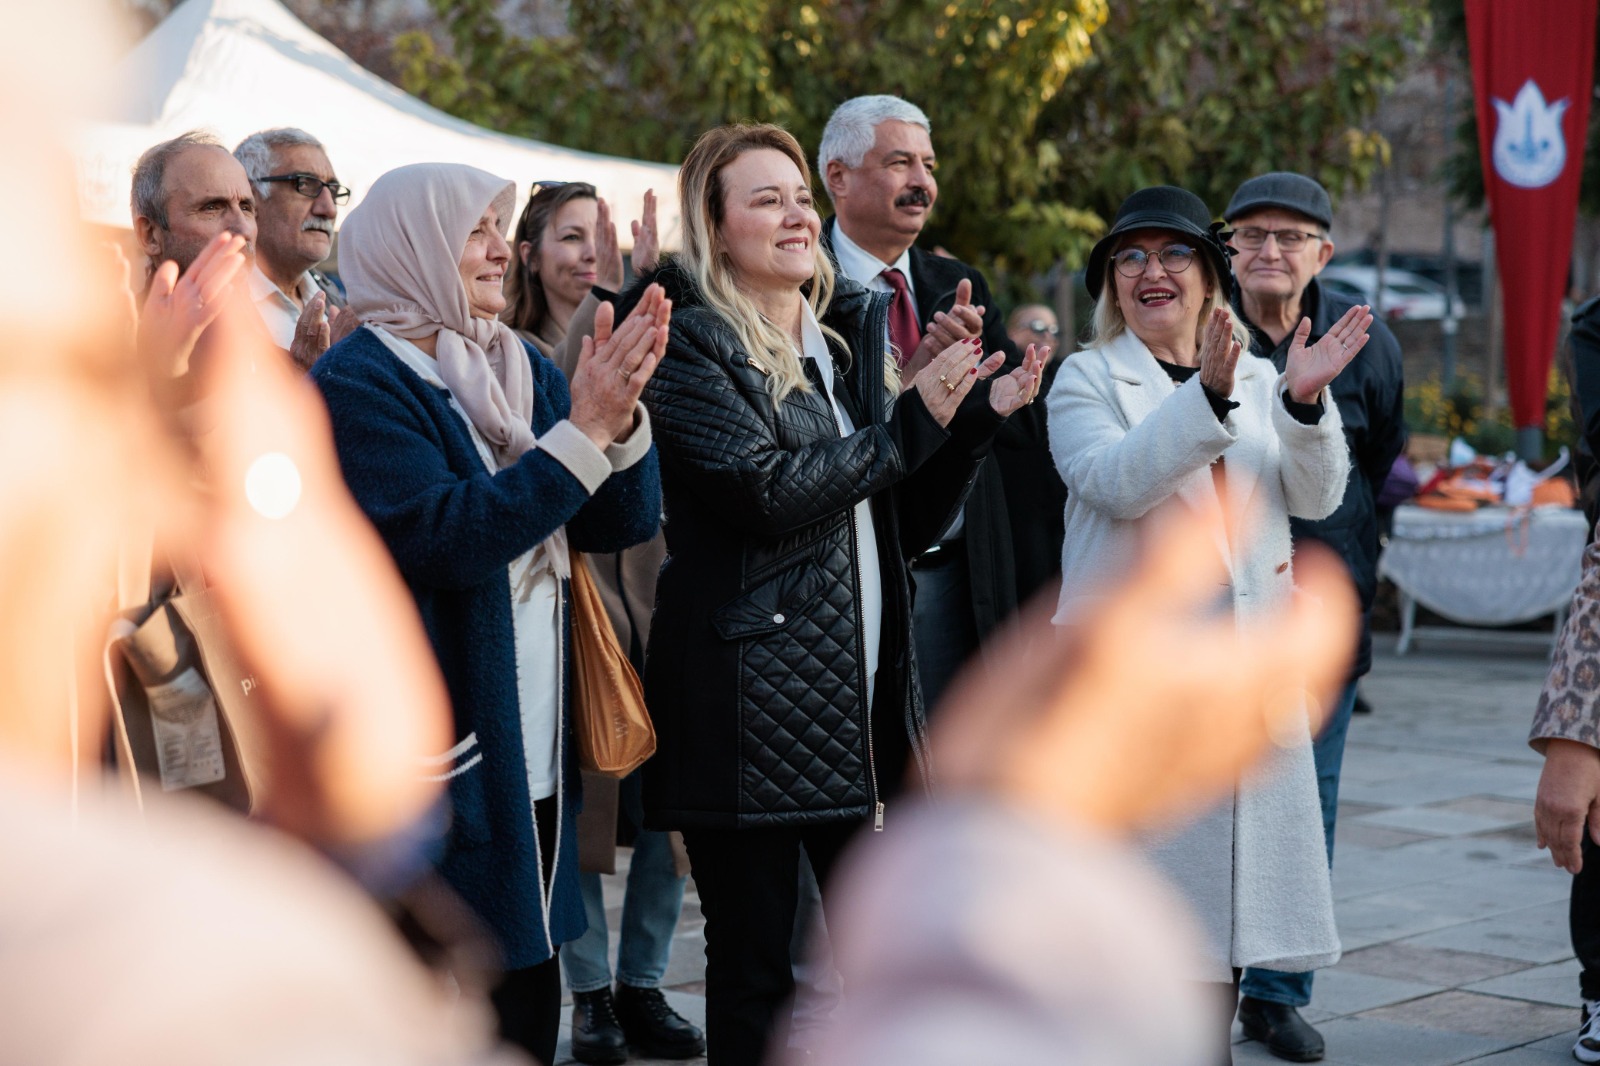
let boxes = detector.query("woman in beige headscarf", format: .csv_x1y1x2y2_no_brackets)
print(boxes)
311,162,672,1064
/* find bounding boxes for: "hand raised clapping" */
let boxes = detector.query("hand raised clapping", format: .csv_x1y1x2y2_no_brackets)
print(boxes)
137,231,249,377
914,337,1002,427
568,283,672,448
1197,307,1243,398
1285,304,1372,404
986,343,1049,416
903,277,985,384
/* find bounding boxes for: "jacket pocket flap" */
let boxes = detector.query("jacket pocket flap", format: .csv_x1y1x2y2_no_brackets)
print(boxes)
713,560,829,640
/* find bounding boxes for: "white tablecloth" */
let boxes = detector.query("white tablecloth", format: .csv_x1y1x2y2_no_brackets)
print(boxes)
1379,504,1589,626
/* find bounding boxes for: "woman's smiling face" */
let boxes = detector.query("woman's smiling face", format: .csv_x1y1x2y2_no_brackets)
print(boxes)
1112,228,1211,349
716,147,821,296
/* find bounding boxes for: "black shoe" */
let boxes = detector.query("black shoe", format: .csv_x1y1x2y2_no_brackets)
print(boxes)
571,988,629,1065
1237,997,1325,1062
614,983,706,1059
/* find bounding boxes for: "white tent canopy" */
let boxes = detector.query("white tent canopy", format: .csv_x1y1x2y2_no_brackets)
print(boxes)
75,0,680,246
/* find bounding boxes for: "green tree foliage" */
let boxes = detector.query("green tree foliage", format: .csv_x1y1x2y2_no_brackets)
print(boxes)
1044,0,1427,224
1431,0,1600,216
394,0,1424,279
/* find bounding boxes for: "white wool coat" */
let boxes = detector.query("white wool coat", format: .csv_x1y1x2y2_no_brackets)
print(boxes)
1045,328,1347,981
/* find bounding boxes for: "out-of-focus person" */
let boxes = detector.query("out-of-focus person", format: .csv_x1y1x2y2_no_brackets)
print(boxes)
1046,184,1364,1062
1225,172,1406,1063
311,161,670,1065
505,180,702,1064
816,94,1047,713
779,501,1360,1066
997,302,1068,607
635,123,1042,1065
233,127,351,367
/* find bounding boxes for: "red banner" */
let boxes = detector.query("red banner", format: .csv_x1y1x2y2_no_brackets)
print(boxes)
1466,0,1597,430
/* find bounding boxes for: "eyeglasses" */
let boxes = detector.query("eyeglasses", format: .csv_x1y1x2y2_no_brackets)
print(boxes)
258,173,351,204
1230,227,1323,251
1022,319,1060,336
1113,244,1197,278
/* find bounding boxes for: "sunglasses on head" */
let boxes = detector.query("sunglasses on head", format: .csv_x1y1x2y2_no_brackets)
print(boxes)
1022,319,1060,336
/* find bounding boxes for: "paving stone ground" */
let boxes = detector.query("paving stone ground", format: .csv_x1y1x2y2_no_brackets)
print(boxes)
555,636,1584,1065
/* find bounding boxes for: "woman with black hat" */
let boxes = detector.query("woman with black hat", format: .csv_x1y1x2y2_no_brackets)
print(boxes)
1044,185,1371,1061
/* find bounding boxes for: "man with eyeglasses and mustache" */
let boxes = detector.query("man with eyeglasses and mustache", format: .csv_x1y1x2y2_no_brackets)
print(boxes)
234,128,352,368
1226,172,1405,1065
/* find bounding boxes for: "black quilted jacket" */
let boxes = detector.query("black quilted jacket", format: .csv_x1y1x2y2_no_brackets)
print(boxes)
632,260,1003,830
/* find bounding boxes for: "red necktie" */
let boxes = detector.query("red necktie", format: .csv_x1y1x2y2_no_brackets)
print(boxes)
881,267,922,368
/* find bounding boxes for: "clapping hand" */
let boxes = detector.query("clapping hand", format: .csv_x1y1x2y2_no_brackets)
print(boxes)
631,189,660,276
986,343,1049,416
597,197,626,293
1285,304,1371,404
287,291,332,371
1197,307,1242,398
913,337,1002,427
903,277,985,384
569,283,672,447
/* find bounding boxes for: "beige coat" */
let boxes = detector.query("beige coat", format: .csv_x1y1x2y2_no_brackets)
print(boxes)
1046,329,1347,980
518,296,683,877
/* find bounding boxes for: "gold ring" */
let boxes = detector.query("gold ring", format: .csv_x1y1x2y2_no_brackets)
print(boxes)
938,373,949,385
944,380,958,393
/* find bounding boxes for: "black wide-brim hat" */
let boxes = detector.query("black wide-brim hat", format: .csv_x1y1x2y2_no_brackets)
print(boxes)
1084,185,1235,301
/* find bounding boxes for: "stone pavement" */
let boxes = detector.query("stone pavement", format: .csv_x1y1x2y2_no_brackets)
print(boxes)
555,637,1585,1065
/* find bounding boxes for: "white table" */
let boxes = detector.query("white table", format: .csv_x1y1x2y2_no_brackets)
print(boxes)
1378,504,1589,654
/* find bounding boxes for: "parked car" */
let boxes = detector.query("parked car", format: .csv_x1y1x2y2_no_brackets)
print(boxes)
1318,265,1462,322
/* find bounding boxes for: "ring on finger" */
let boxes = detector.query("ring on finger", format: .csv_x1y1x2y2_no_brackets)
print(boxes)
619,367,632,382
943,379,958,393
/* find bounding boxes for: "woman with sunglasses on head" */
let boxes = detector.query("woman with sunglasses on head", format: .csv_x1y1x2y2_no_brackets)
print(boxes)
1045,186,1369,1063
504,183,705,1064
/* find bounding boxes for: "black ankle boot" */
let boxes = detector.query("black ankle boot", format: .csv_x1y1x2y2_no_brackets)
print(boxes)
1237,996,1325,1062
571,987,628,1065
613,984,706,1059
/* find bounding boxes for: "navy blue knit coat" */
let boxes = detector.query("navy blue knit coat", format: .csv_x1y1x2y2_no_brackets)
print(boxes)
312,326,662,970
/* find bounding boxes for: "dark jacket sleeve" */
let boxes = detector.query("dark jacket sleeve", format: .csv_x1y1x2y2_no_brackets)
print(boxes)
1357,320,1407,489
644,322,932,539
956,265,1044,451
316,349,608,591
1571,298,1600,459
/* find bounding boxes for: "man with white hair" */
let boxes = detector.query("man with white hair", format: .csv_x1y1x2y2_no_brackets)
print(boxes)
818,94,1044,712
234,128,347,364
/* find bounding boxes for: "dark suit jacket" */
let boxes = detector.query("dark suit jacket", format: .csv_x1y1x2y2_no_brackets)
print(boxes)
824,221,1049,640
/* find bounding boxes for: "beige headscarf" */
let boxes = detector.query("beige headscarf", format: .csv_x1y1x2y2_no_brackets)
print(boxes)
340,163,533,467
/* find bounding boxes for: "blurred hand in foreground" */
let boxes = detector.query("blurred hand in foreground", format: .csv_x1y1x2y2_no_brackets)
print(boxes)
187,289,453,847
931,500,1357,835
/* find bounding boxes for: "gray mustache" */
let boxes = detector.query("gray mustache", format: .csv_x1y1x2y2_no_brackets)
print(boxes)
302,218,334,234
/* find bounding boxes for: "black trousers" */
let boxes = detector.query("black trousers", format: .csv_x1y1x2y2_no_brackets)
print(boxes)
1577,833,1600,1001
909,547,979,716
489,795,563,1065
681,820,864,1066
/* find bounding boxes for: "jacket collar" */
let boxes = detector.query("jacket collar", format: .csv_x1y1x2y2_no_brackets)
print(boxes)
1099,327,1264,387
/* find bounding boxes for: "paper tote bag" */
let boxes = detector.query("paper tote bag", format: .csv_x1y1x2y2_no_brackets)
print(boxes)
569,551,656,778
105,558,267,814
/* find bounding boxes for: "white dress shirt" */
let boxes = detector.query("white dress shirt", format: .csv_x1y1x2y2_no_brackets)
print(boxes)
249,264,323,350
798,301,883,710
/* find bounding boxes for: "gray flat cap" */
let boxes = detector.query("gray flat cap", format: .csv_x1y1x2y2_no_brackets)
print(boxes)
1224,172,1333,229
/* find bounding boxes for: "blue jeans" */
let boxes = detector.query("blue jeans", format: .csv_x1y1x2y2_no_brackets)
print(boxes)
1239,681,1359,1008
562,828,688,993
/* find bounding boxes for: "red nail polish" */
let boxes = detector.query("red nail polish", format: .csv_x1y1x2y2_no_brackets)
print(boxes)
969,367,978,376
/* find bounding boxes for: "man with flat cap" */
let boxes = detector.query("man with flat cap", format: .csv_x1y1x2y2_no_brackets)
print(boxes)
1227,173,1406,1062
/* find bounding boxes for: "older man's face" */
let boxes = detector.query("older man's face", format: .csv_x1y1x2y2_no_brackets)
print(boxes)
138,145,257,274
1227,208,1334,306
254,144,338,279
826,119,938,254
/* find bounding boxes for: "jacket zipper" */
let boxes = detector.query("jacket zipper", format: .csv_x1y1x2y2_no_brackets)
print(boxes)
846,512,882,832
856,292,892,832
